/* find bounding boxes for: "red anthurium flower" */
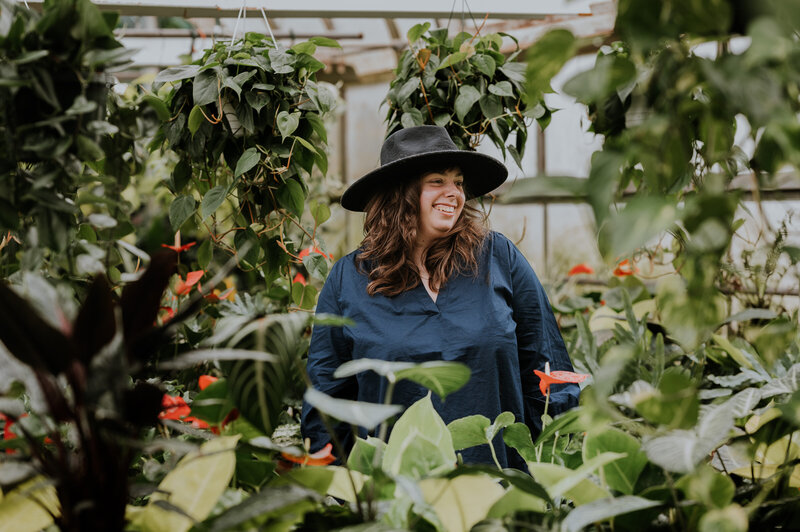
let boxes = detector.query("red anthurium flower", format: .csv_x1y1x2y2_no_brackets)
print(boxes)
533,369,589,397
298,247,332,261
198,375,218,391
613,259,638,277
159,394,191,420
568,263,594,276
281,443,336,466
293,272,307,286
162,242,196,253
1,413,16,454
175,270,204,295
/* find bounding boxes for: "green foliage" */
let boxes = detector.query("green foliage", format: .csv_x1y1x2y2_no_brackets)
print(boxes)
151,31,337,309
385,26,540,167
0,0,149,278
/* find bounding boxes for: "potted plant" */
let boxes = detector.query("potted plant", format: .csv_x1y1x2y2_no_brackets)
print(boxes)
384,22,550,167
0,0,135,269
151,32,339,293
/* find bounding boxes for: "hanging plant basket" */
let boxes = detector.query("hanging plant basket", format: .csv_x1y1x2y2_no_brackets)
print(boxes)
385,23,551,168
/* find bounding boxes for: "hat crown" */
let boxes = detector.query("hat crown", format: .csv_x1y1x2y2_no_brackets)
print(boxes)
380,126,458,166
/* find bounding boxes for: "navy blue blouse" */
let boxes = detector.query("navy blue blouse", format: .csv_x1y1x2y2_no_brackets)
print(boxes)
301,232,579,470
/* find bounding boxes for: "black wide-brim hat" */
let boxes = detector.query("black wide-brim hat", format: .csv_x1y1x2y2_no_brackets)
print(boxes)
340,125,508,212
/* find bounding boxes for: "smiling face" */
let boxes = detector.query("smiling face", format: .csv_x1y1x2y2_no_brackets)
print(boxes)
416,167,466,248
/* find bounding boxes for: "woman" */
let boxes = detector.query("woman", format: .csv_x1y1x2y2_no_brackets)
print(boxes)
301,125,579,469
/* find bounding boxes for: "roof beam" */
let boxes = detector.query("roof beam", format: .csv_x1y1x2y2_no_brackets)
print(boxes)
25,0,593,19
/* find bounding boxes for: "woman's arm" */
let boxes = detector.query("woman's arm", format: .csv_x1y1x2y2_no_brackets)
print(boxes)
300,262,358,454
505,237,580,435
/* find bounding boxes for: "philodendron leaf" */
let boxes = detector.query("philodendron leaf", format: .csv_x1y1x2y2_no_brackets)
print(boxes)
200,185,227,220
643,400,735,473
583,427,648,495
234,147,259,177
334,359,470,400
528,453,623,506
155,64,201,83
303,388,402,431
383,393,456,477
419,476,505,532
169,195,196,231
488,81,514,97
277,110,300,140
437,51,467,70
447,411,515,451
503,422,537,462
407,22,431,43
347,436,385,475
188,105,204,135
276,178,305,218
455,85,481,122
561,496,662,532
137,436,239,532
525,29,577,101
448,415,491,450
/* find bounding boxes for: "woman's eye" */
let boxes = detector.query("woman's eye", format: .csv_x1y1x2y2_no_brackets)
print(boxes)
456,181,464,187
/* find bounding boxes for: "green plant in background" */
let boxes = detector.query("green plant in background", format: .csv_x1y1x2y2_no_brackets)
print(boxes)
385,22,548,166
0,0,138,278
150,31,339,309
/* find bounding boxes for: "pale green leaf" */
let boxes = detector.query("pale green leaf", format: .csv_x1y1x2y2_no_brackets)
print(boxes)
138,436,239,532
277,111,301,140
303,388,402,430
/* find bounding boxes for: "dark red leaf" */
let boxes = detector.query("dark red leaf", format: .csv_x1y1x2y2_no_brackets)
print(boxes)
72,275,116,366
121,251,177,363
0,282,76,375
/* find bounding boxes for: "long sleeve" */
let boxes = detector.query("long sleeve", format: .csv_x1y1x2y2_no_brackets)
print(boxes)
506,239,580,436
300,261,358,454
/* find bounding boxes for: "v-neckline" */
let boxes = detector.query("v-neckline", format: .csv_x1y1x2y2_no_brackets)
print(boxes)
419,280,443,310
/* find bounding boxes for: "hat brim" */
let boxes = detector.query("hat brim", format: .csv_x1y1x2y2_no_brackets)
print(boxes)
340,150,508,212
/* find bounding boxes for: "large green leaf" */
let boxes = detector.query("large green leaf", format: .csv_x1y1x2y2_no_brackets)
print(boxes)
189,379,235,424
525,29,577,101
234,147,260,177
599,196,681,260
583,428,648,495
643,401,735,473
276,178,305,218
187,105,204,135
193,68,220,106
169,195,196,231
137,436,239,532
200,185,228,220
562,54,637,104
227,315,310,435
419,476,505,531
382,393,456,477
303,388,402,431
455,85,481,122
334,359,471,401
528,453,624,505
153,65,200,83
0,477,59,532
561,496,662,532
347,436,385,475
487,486,547,518
447,411,515,451
276,110,300,140
200,485,319,532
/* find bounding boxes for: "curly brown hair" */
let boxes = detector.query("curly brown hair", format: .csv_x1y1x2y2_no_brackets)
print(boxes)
355,170,487,297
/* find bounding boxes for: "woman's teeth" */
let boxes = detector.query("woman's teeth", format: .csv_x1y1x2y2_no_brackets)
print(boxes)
435,205,455,213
